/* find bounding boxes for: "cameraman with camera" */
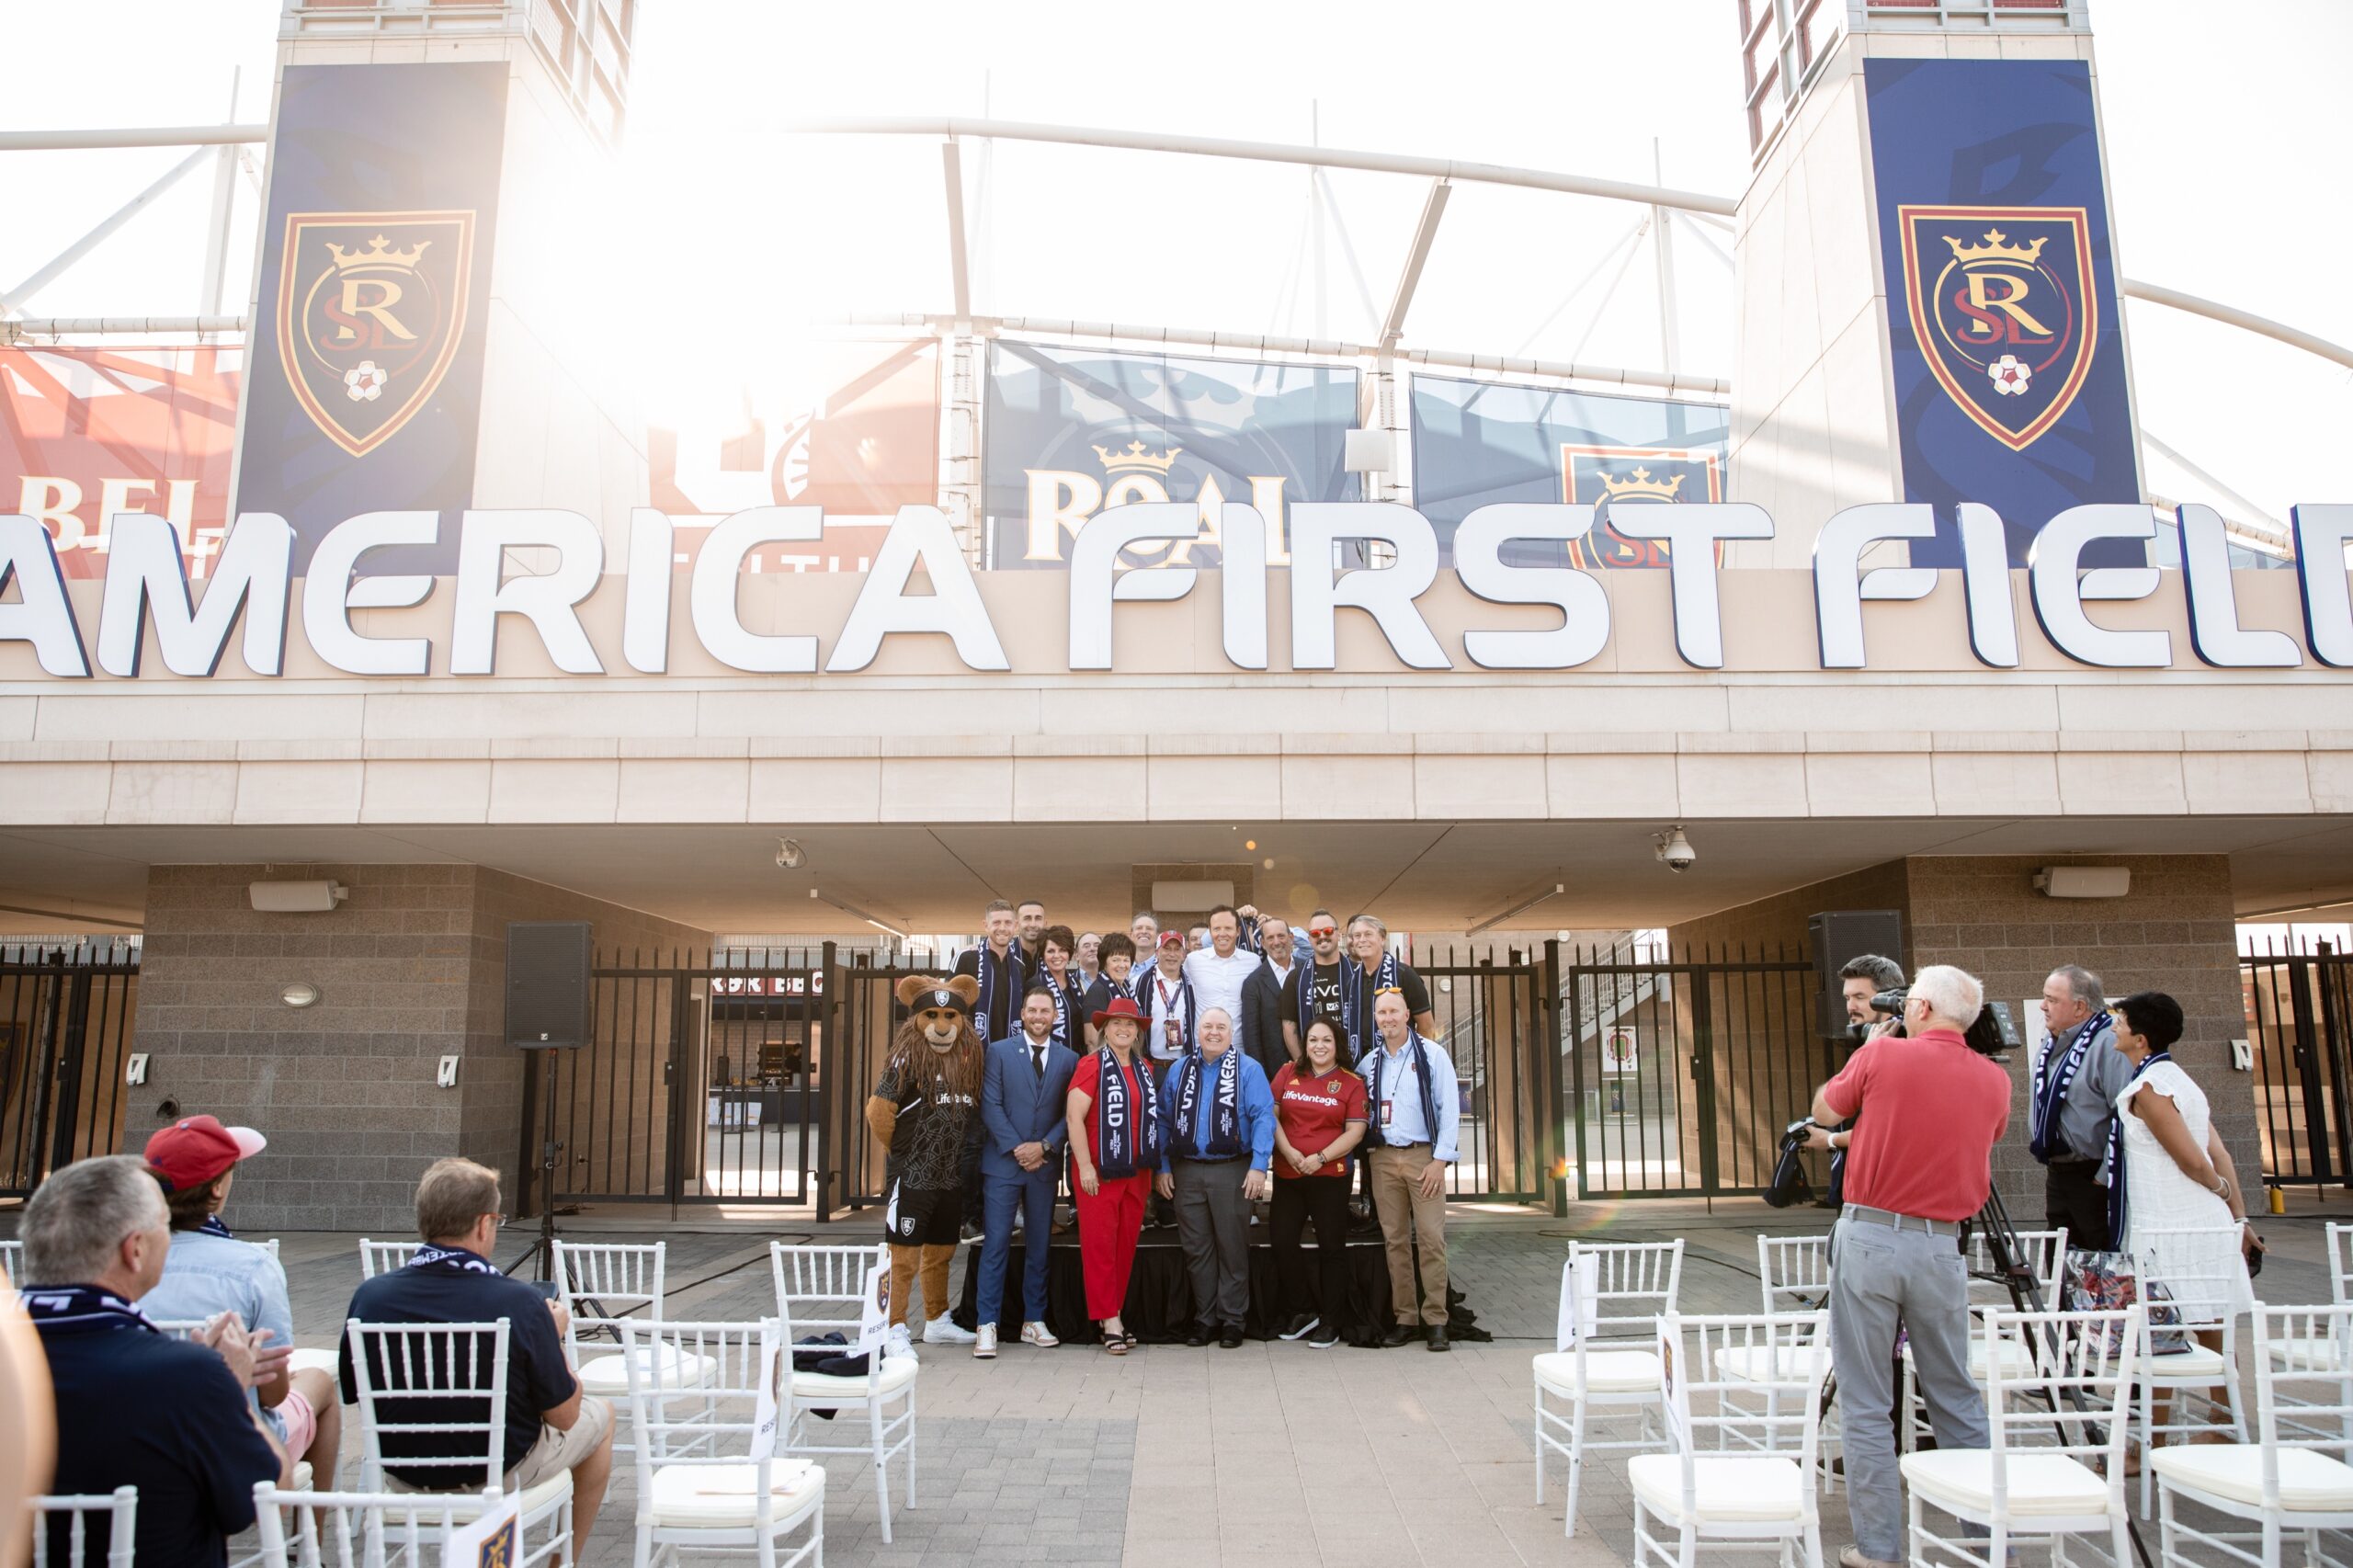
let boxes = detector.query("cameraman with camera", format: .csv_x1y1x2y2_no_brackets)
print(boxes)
1839,954,1907,1043
1800,965,2011,1568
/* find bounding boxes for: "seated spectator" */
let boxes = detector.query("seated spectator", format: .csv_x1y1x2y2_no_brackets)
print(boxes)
139,1115,341,1483
339,1158,612,1546
20,1154,290,1568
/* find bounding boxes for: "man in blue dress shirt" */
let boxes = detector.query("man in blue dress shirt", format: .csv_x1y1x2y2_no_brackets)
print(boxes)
1360,987,1461,1351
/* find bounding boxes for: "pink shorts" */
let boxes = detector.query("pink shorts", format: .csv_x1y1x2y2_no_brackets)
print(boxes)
270,1388,318,1458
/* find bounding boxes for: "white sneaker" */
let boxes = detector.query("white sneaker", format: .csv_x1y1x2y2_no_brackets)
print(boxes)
885,1323,915,1361
923,1314,978,1345
1020,1321,1060,1348
972,1324,998,1358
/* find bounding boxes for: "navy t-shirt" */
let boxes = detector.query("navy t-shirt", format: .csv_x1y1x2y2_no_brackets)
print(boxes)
339,1254,577,1483
37,1315,279,1568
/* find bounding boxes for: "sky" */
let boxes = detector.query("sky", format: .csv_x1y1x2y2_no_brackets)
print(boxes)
1,0,2346,528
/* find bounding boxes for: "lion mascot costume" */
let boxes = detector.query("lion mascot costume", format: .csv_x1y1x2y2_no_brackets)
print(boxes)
865,973,987,1345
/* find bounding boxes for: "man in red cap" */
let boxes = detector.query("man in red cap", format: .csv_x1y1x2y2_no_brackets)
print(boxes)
142,1115,341,1482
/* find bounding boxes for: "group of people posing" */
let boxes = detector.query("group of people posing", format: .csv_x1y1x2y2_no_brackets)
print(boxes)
868,899,1463,1356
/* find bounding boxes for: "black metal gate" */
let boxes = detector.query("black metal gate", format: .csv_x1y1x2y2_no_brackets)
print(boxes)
1563,942,1823,1201
1415,944,1556,1204
2242,938,2353,1189
0,942,142,1198
523,945,934,1217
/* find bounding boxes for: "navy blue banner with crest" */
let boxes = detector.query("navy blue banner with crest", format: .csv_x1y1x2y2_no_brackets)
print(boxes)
1410,375,1731,568
1865,58,2141,568
982,342,1358,571
236,62,507,575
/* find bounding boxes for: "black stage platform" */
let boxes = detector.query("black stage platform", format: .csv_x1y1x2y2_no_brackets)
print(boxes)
951,1222,1486,1346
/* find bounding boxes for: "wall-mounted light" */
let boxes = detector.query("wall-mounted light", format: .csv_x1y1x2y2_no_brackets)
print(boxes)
280,981,322,1009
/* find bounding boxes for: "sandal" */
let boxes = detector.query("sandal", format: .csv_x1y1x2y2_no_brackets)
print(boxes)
1102,1328,1131,1356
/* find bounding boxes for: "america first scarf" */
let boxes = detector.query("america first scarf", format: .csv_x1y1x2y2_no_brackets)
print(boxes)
407,1243,502,1276
976,942,1027,1039
1093,1051,1163,1179
2106,1049,2173,1245
2029,1010,2112,1165
1295,950,1401,1059
1044,971,1081,1050
1363,1032,1441,1151
1345,951,1401,1060
1171,1046,1243,1158
19,1284,152,1334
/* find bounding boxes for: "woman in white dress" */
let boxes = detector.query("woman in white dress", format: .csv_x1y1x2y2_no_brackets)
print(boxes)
2109,990,2261,1322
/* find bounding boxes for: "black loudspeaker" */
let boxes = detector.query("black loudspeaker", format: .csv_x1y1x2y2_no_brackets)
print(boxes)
1807,909,1904,1040
507,921,592,1049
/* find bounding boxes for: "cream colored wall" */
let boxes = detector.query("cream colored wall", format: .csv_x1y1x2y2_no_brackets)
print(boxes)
0,566,2347,829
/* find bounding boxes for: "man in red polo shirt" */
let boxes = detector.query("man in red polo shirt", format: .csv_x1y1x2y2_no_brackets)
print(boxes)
1803,963,2009,1568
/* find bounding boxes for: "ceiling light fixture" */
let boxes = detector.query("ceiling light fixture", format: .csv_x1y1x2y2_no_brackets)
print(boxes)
1468,881,1566,936
809,887,908,940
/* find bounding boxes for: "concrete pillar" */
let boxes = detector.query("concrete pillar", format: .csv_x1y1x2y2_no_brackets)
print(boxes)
131,864,707,1232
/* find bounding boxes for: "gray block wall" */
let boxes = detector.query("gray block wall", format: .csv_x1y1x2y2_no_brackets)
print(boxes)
132,864,707,1232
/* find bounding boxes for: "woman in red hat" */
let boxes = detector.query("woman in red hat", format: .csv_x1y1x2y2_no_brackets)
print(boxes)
1064,996,1163,1353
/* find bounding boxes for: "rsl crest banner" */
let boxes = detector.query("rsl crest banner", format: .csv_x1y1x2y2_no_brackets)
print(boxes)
1410,374,1730,567
1865,59,2141,568
983,342,1358,570
237,62,506,575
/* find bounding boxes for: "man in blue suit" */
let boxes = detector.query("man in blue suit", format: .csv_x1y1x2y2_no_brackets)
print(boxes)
974,984,1080,1357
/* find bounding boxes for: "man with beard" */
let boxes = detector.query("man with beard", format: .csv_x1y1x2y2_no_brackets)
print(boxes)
1016,900,1049,968
868,975,986,1357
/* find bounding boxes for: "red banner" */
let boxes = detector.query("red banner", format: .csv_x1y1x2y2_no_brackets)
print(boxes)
647,338,939,573
0,345,242,578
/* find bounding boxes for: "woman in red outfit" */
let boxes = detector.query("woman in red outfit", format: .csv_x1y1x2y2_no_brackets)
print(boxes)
1065,996,1164,1353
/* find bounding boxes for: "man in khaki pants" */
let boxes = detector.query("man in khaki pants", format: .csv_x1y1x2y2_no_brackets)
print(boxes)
1360,988,1461,1350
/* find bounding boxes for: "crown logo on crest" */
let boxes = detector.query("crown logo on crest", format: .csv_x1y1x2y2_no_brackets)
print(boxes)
1093,439,1180,475
1598,465,1685,502
324,233,433,272
1944,228,2047,267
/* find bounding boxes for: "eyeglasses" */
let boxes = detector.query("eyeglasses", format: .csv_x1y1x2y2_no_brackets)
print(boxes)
1307,926,1337,937
1374,984,1405,997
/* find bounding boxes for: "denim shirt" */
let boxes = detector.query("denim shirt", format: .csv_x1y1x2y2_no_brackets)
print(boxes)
141,1229,296,1434
142,1229,296,1346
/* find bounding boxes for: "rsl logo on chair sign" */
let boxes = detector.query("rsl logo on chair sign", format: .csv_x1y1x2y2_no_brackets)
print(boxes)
1897,207,2097,453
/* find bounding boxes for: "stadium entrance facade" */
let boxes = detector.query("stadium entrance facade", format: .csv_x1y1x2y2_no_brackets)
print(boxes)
3,0,2347,1229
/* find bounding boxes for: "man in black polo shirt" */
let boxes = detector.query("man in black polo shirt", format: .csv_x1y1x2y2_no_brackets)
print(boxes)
340,1157,614,1546
21,1154,289,1568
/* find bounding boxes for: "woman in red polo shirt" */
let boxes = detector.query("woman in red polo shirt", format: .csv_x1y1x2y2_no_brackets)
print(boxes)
1269,1017,1367,1348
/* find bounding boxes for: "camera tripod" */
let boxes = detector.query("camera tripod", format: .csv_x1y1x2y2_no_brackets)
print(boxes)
1815,1181,2154,1568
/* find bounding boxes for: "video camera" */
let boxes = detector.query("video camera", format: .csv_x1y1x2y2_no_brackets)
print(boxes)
1868,986,2020,1058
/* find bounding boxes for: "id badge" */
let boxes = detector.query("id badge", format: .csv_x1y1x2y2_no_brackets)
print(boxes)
1381,1099,1393,1126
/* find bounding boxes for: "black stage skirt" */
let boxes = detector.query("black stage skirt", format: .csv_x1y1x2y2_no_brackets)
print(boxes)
952,1219,1487,1346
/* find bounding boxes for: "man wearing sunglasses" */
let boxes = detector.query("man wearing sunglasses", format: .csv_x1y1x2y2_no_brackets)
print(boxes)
1280,911,1350,1064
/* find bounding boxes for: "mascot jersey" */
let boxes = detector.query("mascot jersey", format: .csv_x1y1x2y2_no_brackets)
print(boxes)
872,1057,978,1191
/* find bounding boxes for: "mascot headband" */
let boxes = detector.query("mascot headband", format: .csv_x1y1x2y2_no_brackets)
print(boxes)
917,986,971,1017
